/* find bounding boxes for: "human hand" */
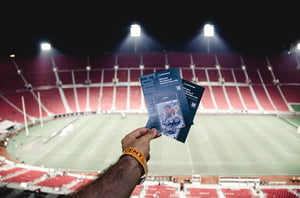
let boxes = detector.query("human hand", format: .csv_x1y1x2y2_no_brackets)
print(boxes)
121,127,161,160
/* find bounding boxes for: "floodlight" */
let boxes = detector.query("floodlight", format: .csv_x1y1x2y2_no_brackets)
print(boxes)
130,24,141,37
204,24,214,37
297,42,300,50
41,42,51,51
204,23,215,53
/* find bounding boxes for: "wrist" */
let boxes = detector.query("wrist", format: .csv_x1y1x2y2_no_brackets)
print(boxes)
119,155,144,176
121,146,148,178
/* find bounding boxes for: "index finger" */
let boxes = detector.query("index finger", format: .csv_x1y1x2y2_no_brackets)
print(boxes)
143,128,161,140
128,127,149,138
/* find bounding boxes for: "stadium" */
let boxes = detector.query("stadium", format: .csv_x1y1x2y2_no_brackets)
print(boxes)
0,7,300,197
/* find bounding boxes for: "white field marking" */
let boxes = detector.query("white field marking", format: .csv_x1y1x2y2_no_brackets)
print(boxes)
68,125,89,140
88,129,110,155
32,125,89,164
87,119,136,156
195,128,209,143
186,141,195,175
259,129,297,158
59,124,74,136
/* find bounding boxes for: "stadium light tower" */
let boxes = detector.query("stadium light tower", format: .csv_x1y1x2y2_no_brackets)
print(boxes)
130,24,141,53
40,42,52,51
204,23,214,53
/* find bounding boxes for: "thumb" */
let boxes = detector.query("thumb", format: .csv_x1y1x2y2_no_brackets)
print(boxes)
145,128,161,140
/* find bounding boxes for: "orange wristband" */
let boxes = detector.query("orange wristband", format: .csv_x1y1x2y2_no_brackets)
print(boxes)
122,146,148,177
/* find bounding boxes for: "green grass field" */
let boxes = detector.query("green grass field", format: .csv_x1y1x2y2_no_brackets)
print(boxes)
6,113,300,177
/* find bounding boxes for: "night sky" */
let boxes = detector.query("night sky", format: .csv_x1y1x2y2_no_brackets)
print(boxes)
0,2,299,56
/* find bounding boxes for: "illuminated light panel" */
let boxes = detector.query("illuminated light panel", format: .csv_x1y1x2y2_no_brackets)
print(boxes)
41,42,51,51
204,24,214,37
130,24,141,37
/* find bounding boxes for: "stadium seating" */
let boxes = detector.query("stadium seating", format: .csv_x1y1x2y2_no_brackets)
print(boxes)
216,53,242,68
261,188,299,198
191,53,216,67
166,52,191,68
224,86,245,110
144,185,180,198
67,177,94,191
0,167,25,178
117,53,141,68
252,85,275,111
185,187,219,198
143,52,165,68
221,188,254,198
0,52,300,197
35,174,77,188
2,170,47,183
